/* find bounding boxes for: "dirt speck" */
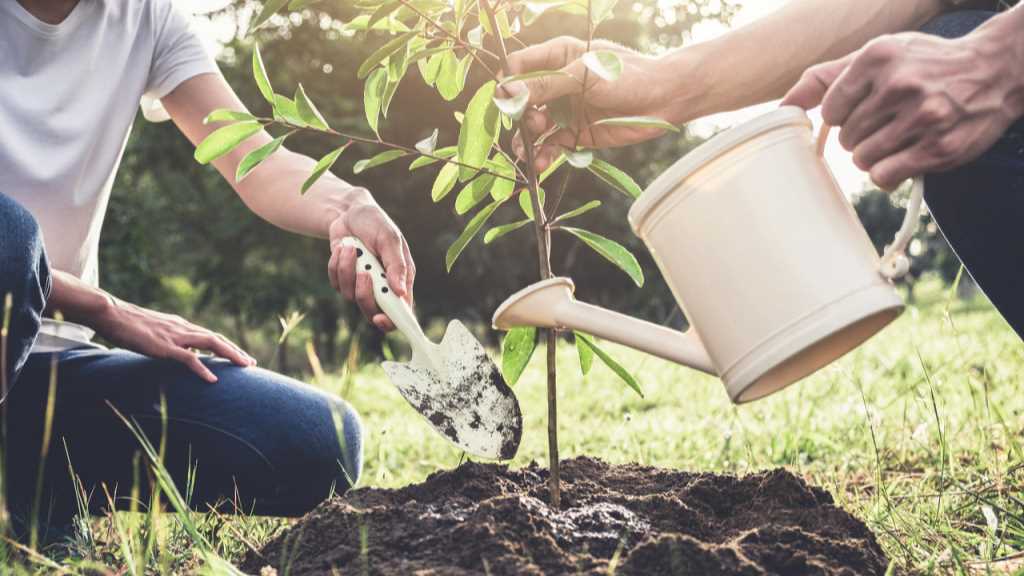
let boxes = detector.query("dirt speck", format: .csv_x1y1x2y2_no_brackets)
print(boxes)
243,457,887,575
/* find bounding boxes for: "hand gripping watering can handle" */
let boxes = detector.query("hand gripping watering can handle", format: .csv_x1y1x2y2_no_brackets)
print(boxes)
816,125,923,280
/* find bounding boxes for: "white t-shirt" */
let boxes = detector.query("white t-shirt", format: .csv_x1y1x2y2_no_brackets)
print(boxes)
0,0,218,351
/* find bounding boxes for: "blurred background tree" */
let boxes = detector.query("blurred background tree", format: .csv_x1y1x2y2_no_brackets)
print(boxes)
99,0,964,374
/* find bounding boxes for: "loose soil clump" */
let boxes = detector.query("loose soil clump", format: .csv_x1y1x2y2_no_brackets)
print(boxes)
244,457,886,575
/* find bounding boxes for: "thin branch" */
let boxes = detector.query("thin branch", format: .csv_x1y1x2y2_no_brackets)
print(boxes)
266,118,526,185
396,0,503,80
545,166,573,221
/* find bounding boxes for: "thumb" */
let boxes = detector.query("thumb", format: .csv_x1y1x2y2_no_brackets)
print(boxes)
503,62,583,109
781,54,855,110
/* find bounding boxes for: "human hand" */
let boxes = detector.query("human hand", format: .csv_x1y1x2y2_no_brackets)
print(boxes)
90,298,255,383
503,36,685,172
326,188,415,332
782,24,1024,190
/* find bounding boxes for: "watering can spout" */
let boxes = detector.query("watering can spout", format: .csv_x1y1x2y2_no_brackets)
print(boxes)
492,278,715,375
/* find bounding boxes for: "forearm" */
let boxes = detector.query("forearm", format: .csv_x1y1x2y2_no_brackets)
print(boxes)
661,0,949,123
45,269,114,326
163,73,374,239
226,146,371,239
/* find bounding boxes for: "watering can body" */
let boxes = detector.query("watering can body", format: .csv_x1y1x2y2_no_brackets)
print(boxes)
494,107,911,404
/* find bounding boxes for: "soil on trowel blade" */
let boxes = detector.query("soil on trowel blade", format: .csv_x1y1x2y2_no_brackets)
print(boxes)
243,457,887,575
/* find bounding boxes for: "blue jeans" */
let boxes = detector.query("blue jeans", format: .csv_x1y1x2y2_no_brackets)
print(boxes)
0,194,362,539
921,11,1024,340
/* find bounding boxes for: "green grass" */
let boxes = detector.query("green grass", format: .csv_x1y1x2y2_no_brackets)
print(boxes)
11,278,1024,574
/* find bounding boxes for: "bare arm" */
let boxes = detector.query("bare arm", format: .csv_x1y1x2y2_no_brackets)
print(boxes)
161,73,416,331
505,0,948,169
664,0,948,121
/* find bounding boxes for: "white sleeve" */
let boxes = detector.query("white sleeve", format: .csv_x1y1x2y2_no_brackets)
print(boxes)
141,0,220,122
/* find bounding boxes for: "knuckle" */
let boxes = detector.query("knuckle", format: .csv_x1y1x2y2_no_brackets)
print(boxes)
931,135,961,160
916,98,951,125
862,38,898,63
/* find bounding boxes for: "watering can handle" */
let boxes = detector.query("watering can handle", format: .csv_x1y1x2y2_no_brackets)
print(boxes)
816,125,923,280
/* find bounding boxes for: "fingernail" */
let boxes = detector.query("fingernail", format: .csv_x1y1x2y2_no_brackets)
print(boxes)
504,80,526,96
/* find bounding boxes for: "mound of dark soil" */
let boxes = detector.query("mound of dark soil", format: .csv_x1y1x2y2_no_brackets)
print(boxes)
243,457,887,575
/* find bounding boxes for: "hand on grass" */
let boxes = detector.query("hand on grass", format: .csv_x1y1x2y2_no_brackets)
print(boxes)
503,36,685,172
90,298,255,383
327,189,415,332
783,19,1024,190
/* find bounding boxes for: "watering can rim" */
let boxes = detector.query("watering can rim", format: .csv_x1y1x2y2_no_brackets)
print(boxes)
491,277,575,330
628,106,812,235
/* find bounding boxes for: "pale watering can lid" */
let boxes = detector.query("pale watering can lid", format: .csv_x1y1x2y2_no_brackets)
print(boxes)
628,106,812,234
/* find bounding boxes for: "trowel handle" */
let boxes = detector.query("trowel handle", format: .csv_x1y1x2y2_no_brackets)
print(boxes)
816,124,923,280
339,237,429,348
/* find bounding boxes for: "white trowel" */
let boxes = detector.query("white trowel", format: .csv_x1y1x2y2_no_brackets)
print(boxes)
341,238,522,460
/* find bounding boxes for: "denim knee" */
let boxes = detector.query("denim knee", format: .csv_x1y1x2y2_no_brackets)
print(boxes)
921,10,995,39
0,193,50,385
325,396,364,491
0,193,48,292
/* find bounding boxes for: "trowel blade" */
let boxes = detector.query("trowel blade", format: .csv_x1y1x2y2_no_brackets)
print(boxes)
382,320,522,460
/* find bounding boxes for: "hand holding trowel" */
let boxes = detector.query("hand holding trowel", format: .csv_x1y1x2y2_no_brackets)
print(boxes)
340,237,522,460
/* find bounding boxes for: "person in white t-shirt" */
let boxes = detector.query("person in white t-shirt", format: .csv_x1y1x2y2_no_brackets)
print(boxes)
0,0,415,539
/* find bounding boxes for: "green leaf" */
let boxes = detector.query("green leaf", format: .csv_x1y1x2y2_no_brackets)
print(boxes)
493,89,529,121
518,187,545,220
576,333,643,396
252,45,274,104
431,162,459,202
418,51,446,86
582,50,622,82
236,134,286,182
467,25,484,48
501,327,537,386
587,159,642,198
446,198,505,271
455,0,468,24
592,115,679,132
458,81,500,181
251,0,290,32
301,144,349,194
575,331,594,375
272,94,306,126
566,149,593,169
364,68,387,135
416,129,439,155
294,84,329,130
553,200,601,223
381,50,408,119
357,30,417,80
496,10,513,37
591,0,617,24
485,219,531,244
288,0,319,8
194,121,263,164
563,227,644,287
367,0,402,30
344,14,410,32
203,109,256,125
455,174,495,214
435,51,461,100
410,146,456,170
499,69,571,86
487,154,517,201
354,149,407,174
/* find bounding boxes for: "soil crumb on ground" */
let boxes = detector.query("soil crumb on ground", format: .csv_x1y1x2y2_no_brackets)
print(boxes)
243,457,887,575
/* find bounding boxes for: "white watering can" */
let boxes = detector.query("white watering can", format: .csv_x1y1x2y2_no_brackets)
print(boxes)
493,107,923,404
